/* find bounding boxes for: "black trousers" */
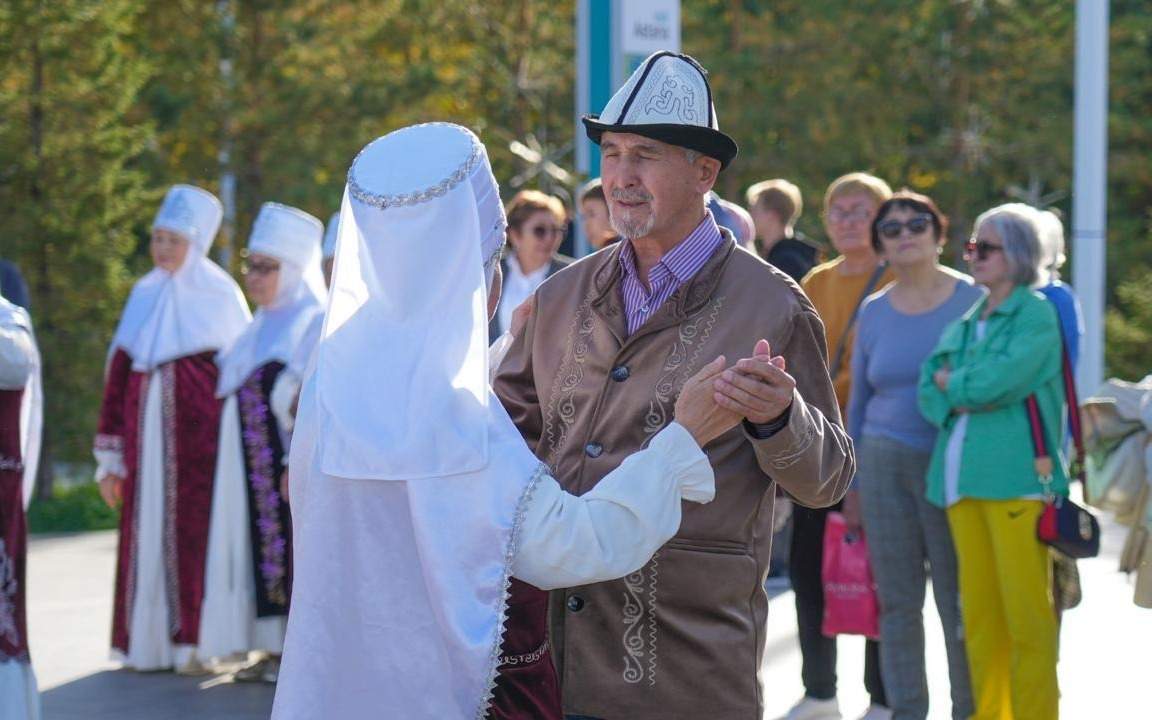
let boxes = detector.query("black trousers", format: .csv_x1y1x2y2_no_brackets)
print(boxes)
789,503,887,705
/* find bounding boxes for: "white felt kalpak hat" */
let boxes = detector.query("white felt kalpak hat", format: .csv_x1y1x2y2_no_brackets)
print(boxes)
582,51,738,169
248,201,324,270
152,184,224,254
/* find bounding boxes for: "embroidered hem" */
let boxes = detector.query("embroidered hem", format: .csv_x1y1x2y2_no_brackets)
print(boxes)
475,463,547,720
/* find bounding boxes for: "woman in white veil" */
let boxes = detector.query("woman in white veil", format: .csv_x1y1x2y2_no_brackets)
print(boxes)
93,184,250,672
199,203,326,681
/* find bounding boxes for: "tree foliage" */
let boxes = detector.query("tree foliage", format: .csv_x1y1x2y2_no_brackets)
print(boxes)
0,0,1148,471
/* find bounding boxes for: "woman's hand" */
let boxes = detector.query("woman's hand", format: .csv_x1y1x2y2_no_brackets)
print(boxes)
99,474,124,509
510,295,535,338
675,356,742,447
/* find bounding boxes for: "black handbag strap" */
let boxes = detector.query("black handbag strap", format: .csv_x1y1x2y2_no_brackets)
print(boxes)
828,262,886,379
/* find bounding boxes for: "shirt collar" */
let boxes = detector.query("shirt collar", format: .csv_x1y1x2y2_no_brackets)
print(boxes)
619,210,723,285
506,253,549,282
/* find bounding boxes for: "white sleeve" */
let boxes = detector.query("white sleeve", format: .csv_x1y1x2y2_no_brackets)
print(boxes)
0,323,34,390
512,421,715,591
271,370,303,434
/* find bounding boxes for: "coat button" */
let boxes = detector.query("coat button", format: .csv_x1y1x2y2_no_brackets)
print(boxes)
585,442,603,458
610,365,631,382
567,594,585,612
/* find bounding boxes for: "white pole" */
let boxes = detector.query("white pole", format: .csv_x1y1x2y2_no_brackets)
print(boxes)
1072,0,1109,392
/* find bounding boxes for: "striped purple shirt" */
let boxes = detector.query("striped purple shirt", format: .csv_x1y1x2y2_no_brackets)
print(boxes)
619,212,726,335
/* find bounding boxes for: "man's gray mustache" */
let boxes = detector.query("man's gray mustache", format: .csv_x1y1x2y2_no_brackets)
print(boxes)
610,190,653,203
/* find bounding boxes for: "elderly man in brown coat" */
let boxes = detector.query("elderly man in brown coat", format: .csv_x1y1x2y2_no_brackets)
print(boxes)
493,52,854,720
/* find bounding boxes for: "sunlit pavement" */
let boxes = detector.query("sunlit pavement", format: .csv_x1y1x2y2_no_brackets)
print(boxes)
28,512,1148,719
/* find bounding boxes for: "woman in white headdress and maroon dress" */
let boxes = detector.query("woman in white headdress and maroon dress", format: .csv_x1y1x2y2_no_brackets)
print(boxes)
1,295,42,719
94,185,251,673
198,203,326,681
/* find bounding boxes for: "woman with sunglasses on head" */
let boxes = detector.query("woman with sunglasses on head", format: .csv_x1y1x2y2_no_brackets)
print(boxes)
489,190,572,342
94,185,251,673
198,202,326,682
845,191,979,720
918,204,1067,720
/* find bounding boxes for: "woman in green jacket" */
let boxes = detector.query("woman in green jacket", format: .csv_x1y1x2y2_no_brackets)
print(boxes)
918,204,1066,720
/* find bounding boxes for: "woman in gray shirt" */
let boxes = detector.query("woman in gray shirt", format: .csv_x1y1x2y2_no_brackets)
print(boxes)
844,191,982,720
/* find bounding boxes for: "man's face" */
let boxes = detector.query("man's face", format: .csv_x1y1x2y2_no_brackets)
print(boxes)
579,197,613,249
823,191,880,255
750,204,786,246
600,132,716,241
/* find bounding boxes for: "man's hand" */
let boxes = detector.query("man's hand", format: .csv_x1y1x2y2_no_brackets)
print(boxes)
99,474,124,509
713,339,796,425
934,367,951,392
510,295,535,338
675,356,742,447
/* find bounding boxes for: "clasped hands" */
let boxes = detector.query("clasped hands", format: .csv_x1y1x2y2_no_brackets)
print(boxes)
675,339,796,447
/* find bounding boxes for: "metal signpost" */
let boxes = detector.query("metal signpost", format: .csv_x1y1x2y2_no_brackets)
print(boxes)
575,0,680,254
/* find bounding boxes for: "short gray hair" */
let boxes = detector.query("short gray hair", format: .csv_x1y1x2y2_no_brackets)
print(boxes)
683,148,701,164
972,203,1043,288
1035,209,1067,281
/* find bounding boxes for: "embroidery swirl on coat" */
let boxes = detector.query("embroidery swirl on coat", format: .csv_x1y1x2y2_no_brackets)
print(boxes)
621,566,645,684
160,363,182,636
542,296,595,467
0,539,18,648
621,555,660,685
237,373,289,608
642,297,725,437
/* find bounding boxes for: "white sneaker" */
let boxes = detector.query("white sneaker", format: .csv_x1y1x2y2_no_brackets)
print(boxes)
856,704,893,720
777,696,842,720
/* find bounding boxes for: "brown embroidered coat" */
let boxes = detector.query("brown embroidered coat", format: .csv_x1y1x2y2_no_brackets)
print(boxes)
494,233,854,720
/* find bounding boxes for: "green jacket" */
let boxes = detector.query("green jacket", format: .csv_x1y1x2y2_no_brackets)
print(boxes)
918,285,1069,507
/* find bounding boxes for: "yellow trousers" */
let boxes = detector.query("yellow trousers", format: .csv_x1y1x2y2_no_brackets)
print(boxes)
947,499,1059,720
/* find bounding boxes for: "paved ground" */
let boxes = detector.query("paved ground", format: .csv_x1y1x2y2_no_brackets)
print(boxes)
27,512,1149,719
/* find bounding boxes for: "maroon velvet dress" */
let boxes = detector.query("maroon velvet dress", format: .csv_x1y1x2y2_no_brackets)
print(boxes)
488,579,561,720
95,347,224,654
0,388,31,668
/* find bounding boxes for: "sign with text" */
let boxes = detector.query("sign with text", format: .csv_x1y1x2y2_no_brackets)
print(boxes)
620,0,681,58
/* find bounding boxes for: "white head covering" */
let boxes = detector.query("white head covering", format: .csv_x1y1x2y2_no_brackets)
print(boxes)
274,123,542,719
215,202,326,397
321,212,340,260
0,297,41,508
111,184,251,371
316,123,506,479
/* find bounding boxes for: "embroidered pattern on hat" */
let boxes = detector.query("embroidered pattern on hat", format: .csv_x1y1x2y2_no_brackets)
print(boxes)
158,192,197,241
643,74,699,124
346,122,482,210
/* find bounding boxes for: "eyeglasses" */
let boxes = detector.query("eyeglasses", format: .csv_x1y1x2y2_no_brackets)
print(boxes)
530,225,566,240
964,240,1004,262
241,260,281,276
826,207,873,224
877,215,933,240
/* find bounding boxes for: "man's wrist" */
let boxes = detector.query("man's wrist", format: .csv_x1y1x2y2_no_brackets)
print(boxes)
743,402,793,440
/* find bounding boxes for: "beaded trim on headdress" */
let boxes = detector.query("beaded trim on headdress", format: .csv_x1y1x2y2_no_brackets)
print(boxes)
346,122,484,210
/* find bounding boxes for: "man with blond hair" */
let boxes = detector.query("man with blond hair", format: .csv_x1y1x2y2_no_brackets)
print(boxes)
780,172,896,720
746,179,822,282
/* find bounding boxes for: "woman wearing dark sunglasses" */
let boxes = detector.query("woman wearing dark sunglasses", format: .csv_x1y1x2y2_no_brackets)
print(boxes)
918,204,1066,720
490,190,572,341
845,191,979,720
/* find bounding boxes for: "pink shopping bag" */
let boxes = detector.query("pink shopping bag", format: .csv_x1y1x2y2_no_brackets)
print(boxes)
821,511,879,639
